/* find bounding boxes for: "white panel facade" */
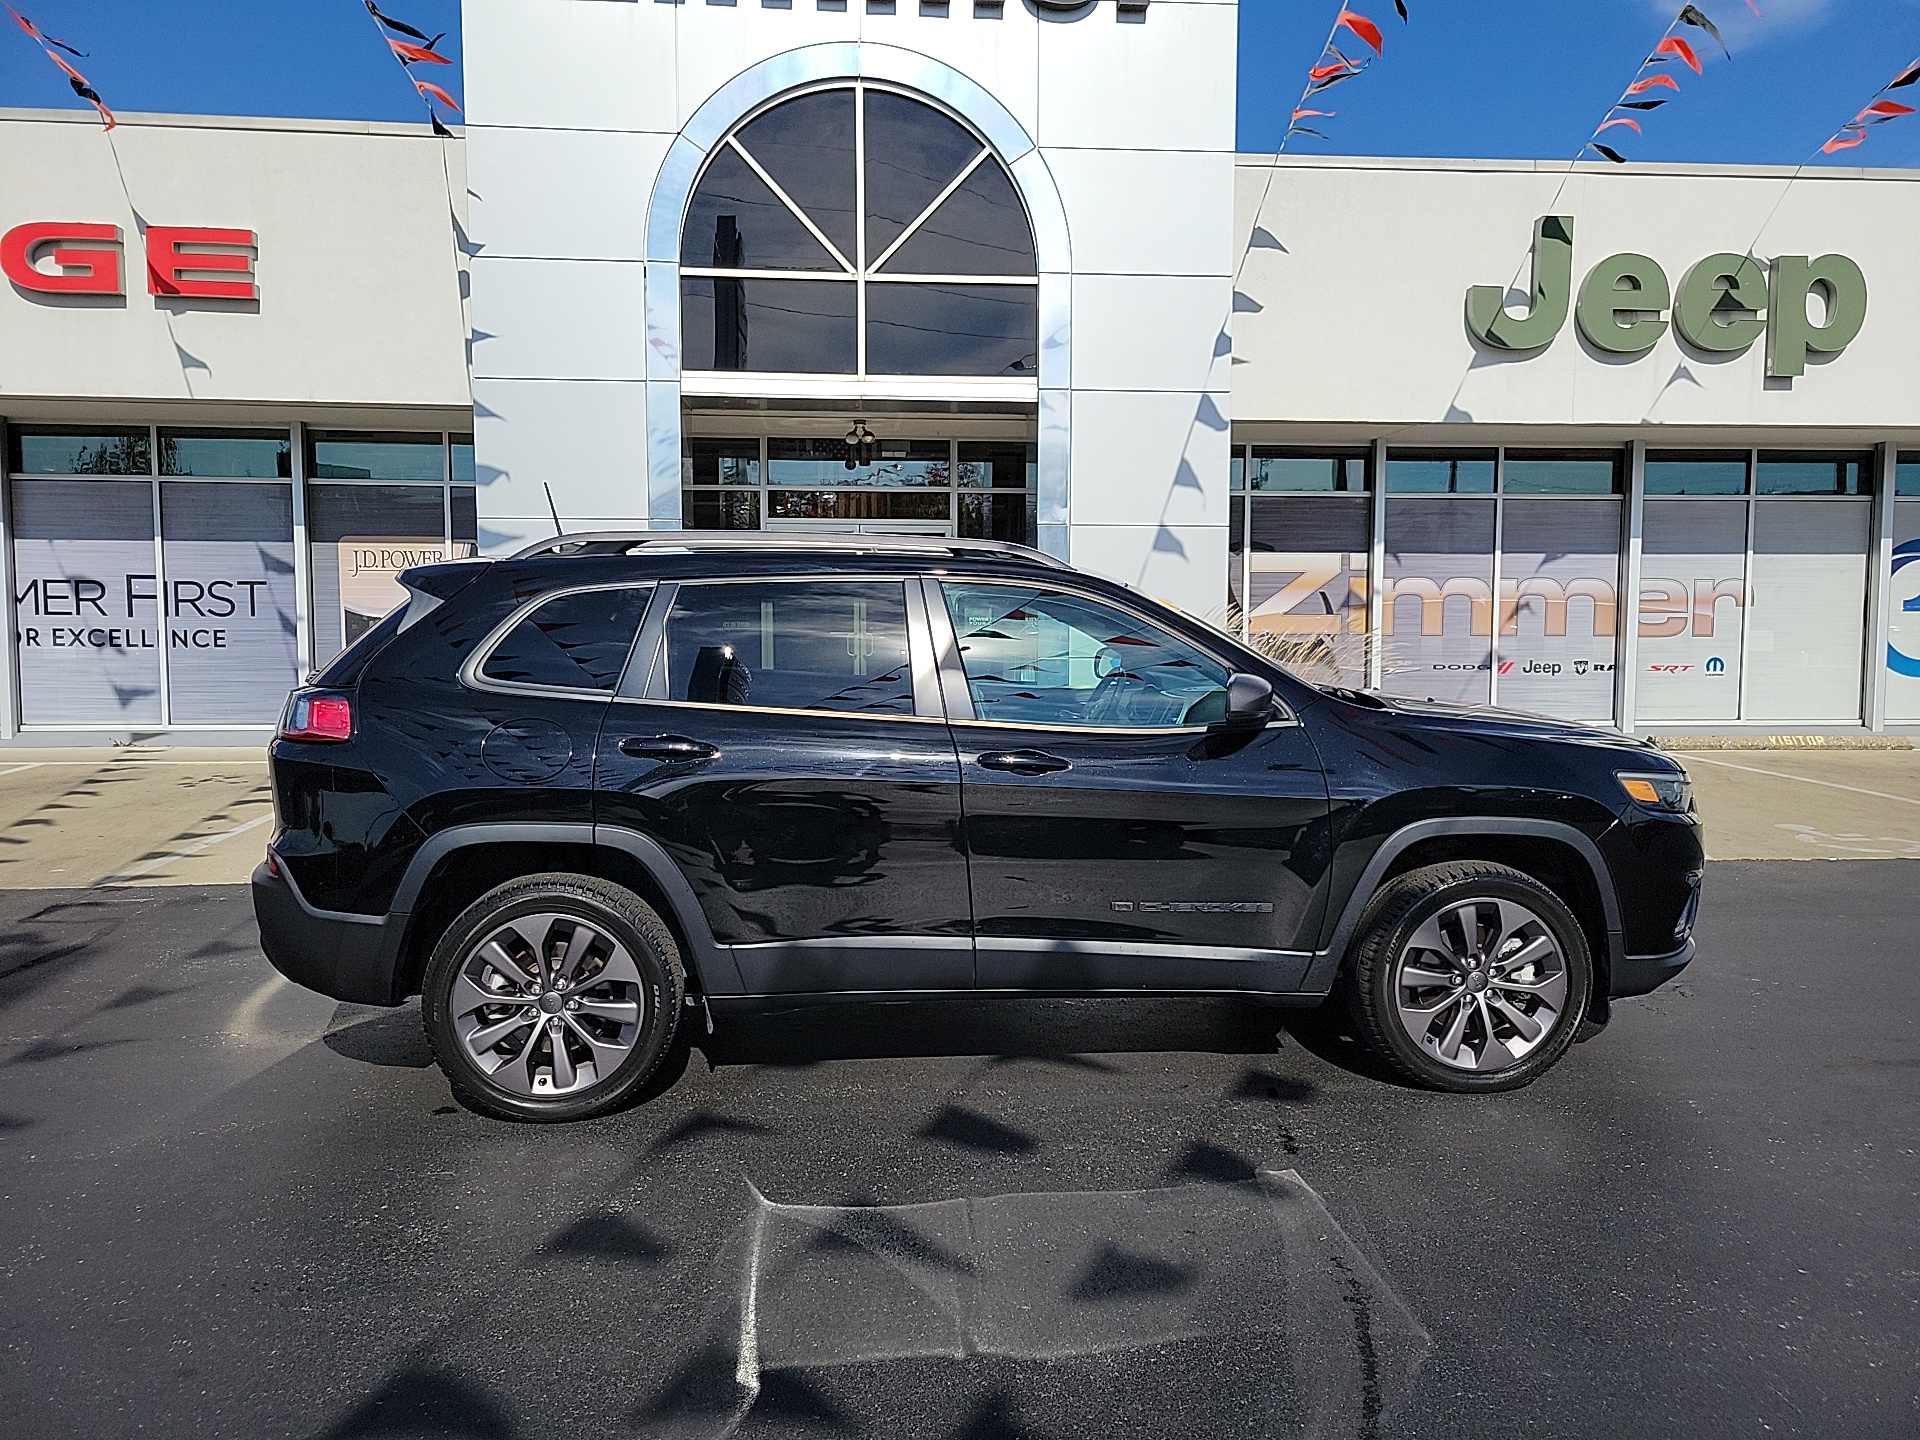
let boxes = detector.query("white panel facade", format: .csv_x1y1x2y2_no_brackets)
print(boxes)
463,0,1240,615
464,127,669,262
469,377,648,524
1034,3,1237,153
1231,156,1920,434
1069,275,1233,393
468,257,649,381
0,111,469,410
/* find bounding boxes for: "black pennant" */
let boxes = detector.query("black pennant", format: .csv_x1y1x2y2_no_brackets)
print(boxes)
365,0,433,43
1590,143,1629,163
1677,5,1728,57
1886,66,1920,90
68,76,102,103
1393,0,1408,18
1617,98,1670,110
431,113,453,137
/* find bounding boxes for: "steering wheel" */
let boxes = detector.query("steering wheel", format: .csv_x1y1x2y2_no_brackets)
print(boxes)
1093,645,1125,679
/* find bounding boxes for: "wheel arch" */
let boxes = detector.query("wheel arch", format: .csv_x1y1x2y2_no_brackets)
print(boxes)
383,823,741,1003
1310,818,1623,1006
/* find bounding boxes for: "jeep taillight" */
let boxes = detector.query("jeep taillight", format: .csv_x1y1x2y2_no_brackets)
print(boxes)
280,692,353,742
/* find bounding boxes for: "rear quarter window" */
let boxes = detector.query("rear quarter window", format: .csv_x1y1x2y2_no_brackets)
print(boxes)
478,587,653,693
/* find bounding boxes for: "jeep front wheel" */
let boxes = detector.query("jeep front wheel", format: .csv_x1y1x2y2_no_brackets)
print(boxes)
1344,862,1591,1093
421,874,682,1122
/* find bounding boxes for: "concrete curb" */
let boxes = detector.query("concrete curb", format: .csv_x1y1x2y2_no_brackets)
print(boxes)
1653,735,1916,751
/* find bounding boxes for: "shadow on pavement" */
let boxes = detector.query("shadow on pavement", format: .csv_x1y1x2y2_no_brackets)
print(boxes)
322,1006,435,1069
694,995,1290,1071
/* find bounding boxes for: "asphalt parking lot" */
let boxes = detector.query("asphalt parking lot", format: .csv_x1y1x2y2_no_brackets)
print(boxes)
1,859,1915,1440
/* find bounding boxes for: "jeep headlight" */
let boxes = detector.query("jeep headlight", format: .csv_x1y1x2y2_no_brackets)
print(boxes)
1616,771,1693,813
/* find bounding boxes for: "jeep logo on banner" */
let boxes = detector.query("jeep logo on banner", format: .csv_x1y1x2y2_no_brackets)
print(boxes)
1465,216,1866,379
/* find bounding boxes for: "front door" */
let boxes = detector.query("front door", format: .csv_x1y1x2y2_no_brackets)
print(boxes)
595,574,971,994
931,577,1331,994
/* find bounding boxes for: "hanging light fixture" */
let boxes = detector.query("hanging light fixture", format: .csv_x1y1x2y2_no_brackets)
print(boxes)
844,421,878,470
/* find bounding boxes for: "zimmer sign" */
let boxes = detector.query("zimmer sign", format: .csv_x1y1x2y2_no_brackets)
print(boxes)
1466,216,1865,378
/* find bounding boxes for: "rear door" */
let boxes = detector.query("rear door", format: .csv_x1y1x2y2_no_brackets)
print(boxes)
595,574,971,995
931,576,1331,994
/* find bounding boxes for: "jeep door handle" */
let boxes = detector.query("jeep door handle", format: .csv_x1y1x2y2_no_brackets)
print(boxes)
618,735,720,762
977,749,1071,776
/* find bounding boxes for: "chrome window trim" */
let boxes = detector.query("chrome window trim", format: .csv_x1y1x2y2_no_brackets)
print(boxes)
620,573,936,722
919,576,975,721
929,577,1299,732
607,695,952,726
619,580,679,700
460,581,656,702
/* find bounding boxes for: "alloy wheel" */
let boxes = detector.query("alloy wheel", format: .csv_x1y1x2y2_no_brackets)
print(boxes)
449,912,646,1096
1391,898,1569,1073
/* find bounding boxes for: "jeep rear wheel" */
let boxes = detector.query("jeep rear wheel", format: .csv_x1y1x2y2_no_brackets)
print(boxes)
1344,862,1590,1093
421,874,682,1122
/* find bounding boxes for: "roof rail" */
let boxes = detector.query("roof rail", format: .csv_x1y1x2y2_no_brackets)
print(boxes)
505,530,1071,569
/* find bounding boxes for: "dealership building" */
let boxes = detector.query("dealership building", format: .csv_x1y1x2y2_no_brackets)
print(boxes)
4,0,1920,740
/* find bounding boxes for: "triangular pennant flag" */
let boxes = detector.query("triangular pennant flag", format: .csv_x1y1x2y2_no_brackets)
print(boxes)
388,36,451,66
1653,36,1704,74
365,1,434,43
1337,9,1384,56
1677,5,1728,57
415,79,462,113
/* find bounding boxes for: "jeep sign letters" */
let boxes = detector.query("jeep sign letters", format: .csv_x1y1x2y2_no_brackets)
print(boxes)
1467,216,1866,378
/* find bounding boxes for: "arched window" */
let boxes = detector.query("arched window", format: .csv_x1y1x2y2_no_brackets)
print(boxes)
681,85,1038,379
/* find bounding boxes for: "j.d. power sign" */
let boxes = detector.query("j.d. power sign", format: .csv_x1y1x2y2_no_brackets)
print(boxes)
1466,216,1865,378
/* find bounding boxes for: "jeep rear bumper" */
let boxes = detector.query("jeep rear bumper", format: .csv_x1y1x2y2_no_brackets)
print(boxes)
252,858,403,1006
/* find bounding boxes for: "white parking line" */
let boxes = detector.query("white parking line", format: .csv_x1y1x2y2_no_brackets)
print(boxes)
94,810,275,887
0,763,44,777
1683,753,1920,807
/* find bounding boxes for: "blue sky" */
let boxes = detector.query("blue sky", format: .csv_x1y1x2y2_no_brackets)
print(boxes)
1238,0,1920,166
4,1,1920,168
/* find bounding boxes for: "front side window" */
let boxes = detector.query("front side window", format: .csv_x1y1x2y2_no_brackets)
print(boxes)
480,588,652,693
680,84,1037,379
943,582,1231,729
659,582,915,716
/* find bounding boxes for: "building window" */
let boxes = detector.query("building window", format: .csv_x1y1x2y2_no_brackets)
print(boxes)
1891,454,1920,721
1645,450,1748,495
1638,449,1872,725
304,431,473,667
956,442,1037,546
680,84,1038,379
7,427,300,728
679,436,1035,544
1385,450,1495,494
159,428,291,478
1252,448,1368,492
9,426,151,476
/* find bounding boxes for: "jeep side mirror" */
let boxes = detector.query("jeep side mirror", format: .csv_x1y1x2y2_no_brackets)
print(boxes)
1225,672,1276,723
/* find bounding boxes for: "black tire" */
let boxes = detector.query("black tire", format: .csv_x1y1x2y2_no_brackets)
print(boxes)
421,874,682,1122
1342,862,1591,1093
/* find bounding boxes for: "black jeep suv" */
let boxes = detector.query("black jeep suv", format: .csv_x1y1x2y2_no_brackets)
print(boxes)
253,533,1702,1120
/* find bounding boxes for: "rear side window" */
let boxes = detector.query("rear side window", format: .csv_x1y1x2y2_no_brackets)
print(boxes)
479,586,651,693
658,581,915,716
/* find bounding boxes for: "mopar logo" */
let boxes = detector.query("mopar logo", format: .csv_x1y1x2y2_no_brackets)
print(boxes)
1706,656,1727,675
